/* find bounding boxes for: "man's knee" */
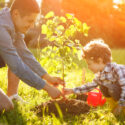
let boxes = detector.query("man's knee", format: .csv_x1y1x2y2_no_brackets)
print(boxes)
5,100,14,111
0,89,14,111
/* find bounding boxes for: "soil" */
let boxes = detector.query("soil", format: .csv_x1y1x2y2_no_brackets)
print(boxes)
76,94,88,101
34,99,90,116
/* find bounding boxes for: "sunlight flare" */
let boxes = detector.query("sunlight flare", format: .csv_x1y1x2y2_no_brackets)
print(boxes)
36,0,42,6
114,0,125,4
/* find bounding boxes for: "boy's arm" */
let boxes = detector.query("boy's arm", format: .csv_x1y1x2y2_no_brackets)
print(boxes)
118,79,125,106
73,82,98,94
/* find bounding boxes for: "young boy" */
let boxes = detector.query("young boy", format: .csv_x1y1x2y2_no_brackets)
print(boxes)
0,0,64,111
64,39,125,116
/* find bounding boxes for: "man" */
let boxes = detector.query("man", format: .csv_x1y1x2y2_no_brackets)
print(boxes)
0,0,64,111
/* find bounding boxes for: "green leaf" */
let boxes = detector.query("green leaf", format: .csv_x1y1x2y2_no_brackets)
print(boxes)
82,23,90,36
74,17,82,27
66,13,74,19
41,24,48,34
55,25,64,35
65,25,76,37
45,11,55,19
60,16,67,23
49,36,56,42
56,25,64,31
46,20,53,25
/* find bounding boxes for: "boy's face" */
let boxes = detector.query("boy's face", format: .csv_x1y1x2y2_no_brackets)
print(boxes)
12,10,38,34
86,58,106,73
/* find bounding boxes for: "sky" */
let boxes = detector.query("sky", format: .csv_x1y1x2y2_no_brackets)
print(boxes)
114,0,125,4
5,0,125,5
36,0,42,6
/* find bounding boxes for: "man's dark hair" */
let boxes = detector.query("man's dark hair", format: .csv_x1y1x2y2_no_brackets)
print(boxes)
10,0,40,16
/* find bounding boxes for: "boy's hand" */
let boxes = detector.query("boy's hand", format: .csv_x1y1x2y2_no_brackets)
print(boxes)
112,104,123,116
43,83,62,99
42,74,65,87
63,88,74,95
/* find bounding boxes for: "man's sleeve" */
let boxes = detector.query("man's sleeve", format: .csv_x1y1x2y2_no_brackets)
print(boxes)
0,26,46,90
14,34,47,77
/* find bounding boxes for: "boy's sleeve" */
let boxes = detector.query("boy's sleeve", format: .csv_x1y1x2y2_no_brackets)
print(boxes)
73,73,101,94
73,81,98,94
0,26,46,90
114,66,125,106
14,34,47,77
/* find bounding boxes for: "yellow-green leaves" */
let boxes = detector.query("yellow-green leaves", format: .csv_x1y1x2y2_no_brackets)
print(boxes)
41,11,90,78
83,23,90,37
45,11,55,19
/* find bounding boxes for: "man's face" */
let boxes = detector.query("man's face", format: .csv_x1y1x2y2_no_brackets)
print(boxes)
12,10,38,34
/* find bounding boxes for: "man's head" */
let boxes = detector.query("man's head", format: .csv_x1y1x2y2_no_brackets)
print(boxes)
10,0,40,33
82,39,112,73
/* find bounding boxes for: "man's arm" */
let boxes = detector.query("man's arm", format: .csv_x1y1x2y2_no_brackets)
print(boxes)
14,34,64,86
14,33,47,77
0,26,46,90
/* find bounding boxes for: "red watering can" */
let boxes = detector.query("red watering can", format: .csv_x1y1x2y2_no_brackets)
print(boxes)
87,88,106,107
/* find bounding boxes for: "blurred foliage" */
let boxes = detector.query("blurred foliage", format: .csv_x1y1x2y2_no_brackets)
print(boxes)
41,0,63,16
40,0,125,48
7,0,14,7
0,0,5,9
62,0,125,48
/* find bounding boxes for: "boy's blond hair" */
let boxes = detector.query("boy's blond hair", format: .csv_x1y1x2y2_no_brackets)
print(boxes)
83,39,112,64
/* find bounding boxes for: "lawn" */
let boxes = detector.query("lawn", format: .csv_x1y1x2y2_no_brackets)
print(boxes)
0,49,125,125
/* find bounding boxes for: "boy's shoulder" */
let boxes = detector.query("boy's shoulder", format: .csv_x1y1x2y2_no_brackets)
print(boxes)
97,62,125,81
104,62,125,71
103,62,125,77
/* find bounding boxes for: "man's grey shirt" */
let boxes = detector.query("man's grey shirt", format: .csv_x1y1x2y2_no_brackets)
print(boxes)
0,8,47,90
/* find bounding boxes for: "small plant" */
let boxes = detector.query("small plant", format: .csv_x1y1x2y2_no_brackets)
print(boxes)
41,11,90,80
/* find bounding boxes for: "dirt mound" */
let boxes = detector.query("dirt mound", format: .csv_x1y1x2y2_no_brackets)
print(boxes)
34,99,90,116
76,94,88,101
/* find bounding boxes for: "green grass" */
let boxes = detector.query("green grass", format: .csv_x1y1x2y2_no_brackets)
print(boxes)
0,49,125,125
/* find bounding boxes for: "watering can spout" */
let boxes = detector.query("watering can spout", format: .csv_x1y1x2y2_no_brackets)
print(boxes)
101,98,106,105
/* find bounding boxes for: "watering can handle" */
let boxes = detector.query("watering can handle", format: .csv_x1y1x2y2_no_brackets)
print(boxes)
86,88,101,95
95,88,101,93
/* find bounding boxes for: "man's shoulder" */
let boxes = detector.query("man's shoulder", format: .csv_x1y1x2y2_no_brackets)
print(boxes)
0,7,9,20
0,7,14,31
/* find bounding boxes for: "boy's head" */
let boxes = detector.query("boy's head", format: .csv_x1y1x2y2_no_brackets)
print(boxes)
10,0,40,33
82,39,112,73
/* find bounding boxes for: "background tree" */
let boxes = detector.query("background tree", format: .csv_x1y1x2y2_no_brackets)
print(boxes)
7,0,13,7
62,0,125,48
0,0,5,9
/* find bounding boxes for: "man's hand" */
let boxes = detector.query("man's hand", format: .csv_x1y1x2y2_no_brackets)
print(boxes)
112,104,123,116
42,74,65,87
43,83,62,99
